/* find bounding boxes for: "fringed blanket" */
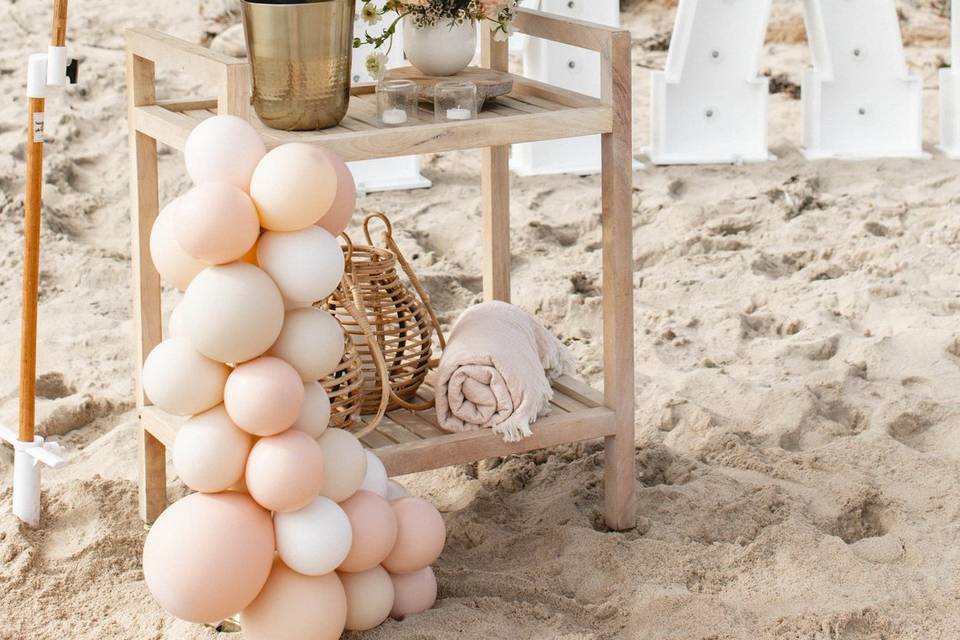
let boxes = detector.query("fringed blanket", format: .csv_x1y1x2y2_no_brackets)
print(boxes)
435,301,576,442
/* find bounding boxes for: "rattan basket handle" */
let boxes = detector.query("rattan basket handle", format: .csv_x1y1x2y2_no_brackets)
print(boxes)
336,270,391,439
362,212,447,351
361,212,446,412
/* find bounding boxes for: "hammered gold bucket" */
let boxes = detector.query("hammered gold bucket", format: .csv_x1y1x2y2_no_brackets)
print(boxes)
241,0,354,130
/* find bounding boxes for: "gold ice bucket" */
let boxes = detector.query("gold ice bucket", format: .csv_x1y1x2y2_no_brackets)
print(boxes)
241,0,354,130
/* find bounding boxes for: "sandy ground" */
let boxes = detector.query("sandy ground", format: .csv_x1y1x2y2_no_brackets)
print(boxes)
1,0,960,638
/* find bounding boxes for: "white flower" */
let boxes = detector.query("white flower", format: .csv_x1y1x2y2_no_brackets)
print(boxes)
365,52,389,80
492,24,514,42
360,2,381,26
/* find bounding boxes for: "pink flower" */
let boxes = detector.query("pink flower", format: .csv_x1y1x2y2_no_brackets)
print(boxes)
478,0,508,18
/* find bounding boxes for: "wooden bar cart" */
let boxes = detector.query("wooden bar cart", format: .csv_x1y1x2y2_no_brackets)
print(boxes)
126,8,636,530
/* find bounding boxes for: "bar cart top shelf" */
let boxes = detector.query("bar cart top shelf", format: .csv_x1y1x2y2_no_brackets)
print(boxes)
127,9,624,162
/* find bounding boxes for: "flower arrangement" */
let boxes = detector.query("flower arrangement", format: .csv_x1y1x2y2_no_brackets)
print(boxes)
356,0,519,79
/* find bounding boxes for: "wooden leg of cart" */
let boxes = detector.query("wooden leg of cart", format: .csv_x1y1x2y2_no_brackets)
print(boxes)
600,31,636,531
127,50,166,523
481,31,511,303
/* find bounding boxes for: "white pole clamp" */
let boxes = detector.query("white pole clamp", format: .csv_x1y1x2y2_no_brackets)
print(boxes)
0,427,66,528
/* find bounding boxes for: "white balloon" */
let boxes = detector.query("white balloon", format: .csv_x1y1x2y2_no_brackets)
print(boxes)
184,114,266,190
269,308,344,381
142,337,229,416
386,480,410,502
257,227,345,304
291,381,331,439
173,405,253,493
167,300,189,338
182,263,285,364
359,451,388,498
149,200,205,291
275,497,353,576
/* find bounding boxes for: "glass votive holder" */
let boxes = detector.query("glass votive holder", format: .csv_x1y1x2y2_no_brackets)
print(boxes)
434,80,478,123
377,79,418,127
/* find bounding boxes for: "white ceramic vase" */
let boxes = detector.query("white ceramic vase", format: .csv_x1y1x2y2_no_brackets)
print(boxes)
402,18,477,77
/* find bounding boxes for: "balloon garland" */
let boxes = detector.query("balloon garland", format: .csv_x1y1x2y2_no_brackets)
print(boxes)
142,115,445,638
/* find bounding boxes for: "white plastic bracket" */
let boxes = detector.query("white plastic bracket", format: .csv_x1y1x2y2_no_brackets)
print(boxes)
47,45,68,86
648,0,773,165
940,0,960,157
349,0,431,193
0,427,66,528
801,0,924,159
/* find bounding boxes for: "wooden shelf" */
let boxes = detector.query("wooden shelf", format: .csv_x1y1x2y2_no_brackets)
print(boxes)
142,374,614,478
132,76,610,162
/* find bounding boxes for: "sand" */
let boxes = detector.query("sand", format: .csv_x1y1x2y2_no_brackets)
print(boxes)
1,0,960,638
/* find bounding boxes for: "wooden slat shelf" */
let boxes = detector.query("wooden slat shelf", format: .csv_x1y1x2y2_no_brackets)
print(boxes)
142,374,614,478
127,7,638,531
133,78,611,162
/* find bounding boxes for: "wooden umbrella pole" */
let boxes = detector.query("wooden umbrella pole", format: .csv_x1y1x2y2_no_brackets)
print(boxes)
18,0,68,443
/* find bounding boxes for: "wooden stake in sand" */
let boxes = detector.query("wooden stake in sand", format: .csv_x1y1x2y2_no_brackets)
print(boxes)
0,0,72,528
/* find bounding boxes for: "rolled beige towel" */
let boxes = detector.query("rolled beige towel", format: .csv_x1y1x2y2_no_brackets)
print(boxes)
435,301,576,442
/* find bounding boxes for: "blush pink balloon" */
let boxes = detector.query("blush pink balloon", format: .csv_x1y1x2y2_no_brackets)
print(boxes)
245,429,325,513
339,566,394,631
241,558,347,640
174,182,260,265
338,491,398,573
382,497,446,574
143,492,274,624
224,357,305,437
389,566,438,620
316,151,356,237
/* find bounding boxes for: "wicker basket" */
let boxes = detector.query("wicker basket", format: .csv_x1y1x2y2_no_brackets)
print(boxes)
326,213,445,414
318,287,391,439
321,333,364,430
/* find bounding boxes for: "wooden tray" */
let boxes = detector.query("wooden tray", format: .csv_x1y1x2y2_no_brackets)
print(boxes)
384,66,513,107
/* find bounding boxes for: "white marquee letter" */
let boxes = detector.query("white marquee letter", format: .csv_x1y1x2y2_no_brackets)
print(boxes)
802,0,923,159
649,0,773,165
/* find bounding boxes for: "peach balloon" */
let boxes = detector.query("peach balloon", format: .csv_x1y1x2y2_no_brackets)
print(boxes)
390,566,438,620
150,199,205,291
143,492,274,624
382,497,446,574
142,337,229,416
173,405,253,493
224,357,305,436
316,428,367,502
338,491,398,573
182,262,285,364
339,566,394,631
245,429,325,513
256,227,344,303
249,143,337,232
240,559,346,640
269,308,344,381
174,182,260,265
291,381,331,439
240,235,260,265
184,114,266,190
316,151,356,237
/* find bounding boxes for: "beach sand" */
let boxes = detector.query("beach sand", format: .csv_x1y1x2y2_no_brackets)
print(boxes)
1,0,959,638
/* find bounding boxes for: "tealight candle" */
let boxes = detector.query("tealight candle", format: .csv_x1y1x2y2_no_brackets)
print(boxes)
377,79,418,127
381,108,408,125
446,107,472,120
434,80,478,123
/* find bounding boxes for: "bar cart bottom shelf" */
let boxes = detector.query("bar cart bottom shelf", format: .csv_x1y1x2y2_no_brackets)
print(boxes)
140,374,614,479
